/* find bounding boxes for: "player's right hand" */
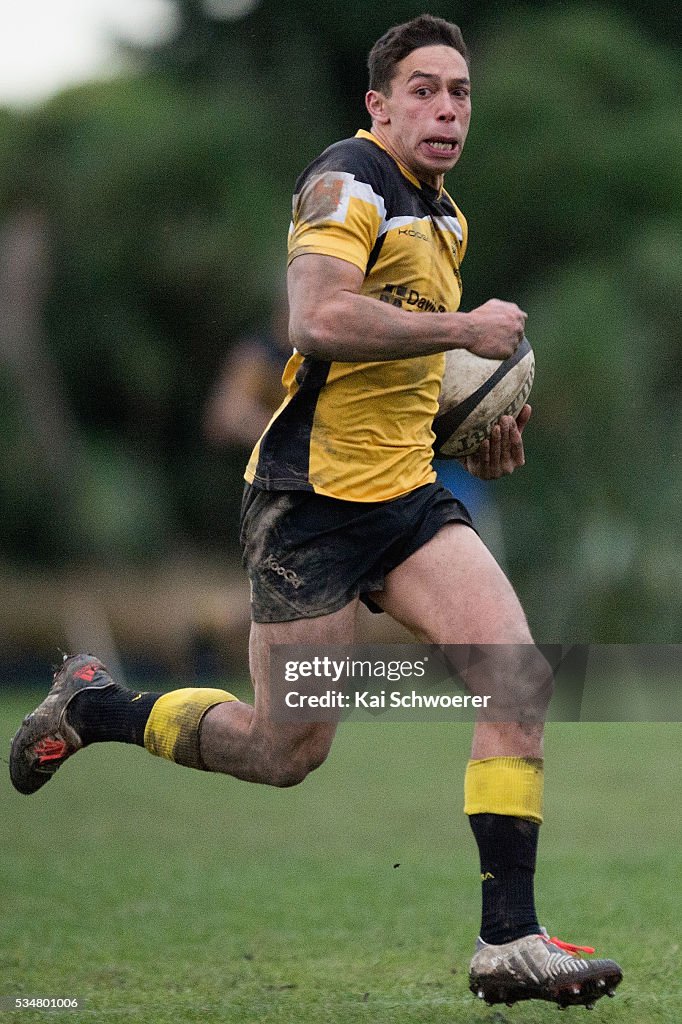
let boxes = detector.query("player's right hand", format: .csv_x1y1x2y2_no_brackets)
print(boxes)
465,299,527,360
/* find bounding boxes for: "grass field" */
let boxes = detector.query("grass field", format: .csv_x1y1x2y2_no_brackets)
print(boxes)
1,686,680,1023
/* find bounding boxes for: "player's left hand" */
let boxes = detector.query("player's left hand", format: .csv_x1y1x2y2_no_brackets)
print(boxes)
459,405,531,480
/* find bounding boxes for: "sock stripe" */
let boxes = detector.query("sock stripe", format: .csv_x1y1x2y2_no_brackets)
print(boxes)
144,688,237,769
464,756,544,823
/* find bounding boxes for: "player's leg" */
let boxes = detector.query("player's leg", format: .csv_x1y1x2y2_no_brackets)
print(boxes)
198,604,357,784
370,522,548,937
10,483,374,796
9,599,357,795
370,522,621,1007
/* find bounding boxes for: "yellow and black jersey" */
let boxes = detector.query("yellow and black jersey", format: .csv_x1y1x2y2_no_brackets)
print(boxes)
245,129,468,502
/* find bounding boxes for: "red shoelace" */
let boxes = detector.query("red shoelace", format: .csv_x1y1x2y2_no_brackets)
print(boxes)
544,935,596,955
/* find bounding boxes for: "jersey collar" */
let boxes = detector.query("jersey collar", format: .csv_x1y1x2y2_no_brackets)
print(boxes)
355,129,445,200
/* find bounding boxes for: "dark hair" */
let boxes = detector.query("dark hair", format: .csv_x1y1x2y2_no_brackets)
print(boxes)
368,14,469,94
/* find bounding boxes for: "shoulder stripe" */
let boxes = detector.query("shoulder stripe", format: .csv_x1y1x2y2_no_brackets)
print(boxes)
380,214,426,236
290,210,462,241
433,215,463,241
293,171,386,227
294,173,462,242
346,176,386,219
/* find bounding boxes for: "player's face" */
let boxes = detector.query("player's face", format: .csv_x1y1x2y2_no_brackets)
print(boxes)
366,45,471,189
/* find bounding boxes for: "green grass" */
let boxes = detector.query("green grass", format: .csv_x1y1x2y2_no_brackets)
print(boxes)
1,687,680,1023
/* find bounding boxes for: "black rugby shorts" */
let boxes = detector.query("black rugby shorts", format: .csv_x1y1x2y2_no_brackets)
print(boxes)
240,481,475,623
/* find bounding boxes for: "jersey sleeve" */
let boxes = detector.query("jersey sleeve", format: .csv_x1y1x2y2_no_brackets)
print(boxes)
287,142,386,273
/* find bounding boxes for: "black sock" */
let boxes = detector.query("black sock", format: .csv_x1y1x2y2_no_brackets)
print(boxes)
66,686,162,747
469,813,540,945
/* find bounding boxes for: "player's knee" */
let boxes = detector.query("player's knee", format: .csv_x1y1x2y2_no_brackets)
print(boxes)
514,644,554,712
480,641,553,718
267,736,331,788
267,755,325,789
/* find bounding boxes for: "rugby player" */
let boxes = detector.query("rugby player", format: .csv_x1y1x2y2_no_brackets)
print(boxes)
10,14,622,1010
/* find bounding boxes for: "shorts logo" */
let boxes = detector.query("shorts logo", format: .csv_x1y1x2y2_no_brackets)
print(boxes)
263,554,304,590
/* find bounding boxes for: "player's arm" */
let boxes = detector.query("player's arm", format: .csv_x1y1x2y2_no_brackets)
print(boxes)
288,253,526,363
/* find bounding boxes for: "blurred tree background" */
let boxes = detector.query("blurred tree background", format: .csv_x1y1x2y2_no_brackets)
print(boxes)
0,0,680,658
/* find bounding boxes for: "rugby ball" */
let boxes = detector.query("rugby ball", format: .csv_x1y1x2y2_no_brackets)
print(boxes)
433,336,535,458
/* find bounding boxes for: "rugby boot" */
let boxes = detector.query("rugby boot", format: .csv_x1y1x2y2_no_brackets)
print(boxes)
9,654,116,795
469,927,623,1009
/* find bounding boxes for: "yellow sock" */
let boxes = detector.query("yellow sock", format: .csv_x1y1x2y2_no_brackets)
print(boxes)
144,688,237,770
464,756,544,823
